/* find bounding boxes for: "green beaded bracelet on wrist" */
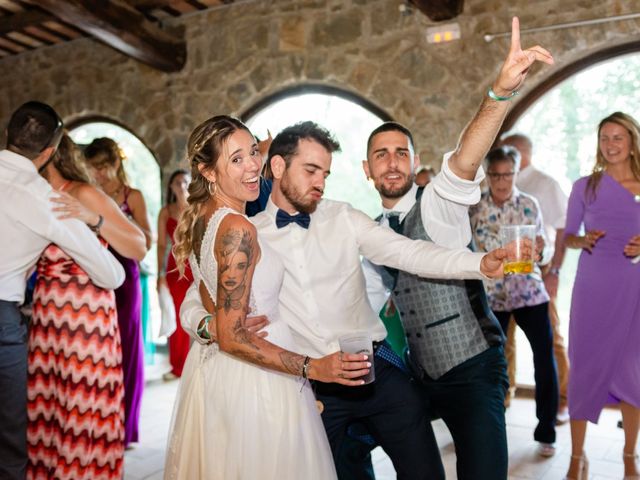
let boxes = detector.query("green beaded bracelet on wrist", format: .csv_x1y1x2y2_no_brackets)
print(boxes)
487,87,519,101
197,314,213,341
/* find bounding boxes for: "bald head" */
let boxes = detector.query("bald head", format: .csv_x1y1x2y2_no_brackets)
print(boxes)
501,133,532,170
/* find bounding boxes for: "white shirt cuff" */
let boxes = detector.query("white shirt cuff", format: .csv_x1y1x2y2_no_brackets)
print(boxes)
432,151,485,206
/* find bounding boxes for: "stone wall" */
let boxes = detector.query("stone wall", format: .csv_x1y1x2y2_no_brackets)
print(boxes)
0,0,638,178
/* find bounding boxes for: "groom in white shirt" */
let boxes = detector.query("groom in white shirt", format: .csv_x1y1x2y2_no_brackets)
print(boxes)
0,101,124,479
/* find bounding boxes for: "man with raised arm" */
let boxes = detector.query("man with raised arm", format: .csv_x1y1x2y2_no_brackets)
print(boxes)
356,17,553,480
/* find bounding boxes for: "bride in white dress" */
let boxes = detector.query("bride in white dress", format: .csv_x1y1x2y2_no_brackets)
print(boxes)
164,116,368,479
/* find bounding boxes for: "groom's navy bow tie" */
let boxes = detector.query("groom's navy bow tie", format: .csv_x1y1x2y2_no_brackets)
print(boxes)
275,209,311,229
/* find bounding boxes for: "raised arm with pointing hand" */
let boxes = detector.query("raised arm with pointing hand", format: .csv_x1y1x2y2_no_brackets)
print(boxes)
450,17,554,181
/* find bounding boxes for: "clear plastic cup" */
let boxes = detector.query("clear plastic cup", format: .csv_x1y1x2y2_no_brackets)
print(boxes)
500,225,536,275
338,333,375,384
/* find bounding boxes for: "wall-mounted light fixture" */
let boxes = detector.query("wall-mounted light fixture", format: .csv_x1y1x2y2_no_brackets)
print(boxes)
426,22,461,44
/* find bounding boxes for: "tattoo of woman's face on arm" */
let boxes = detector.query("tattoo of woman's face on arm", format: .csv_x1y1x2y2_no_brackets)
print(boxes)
218,228,254,314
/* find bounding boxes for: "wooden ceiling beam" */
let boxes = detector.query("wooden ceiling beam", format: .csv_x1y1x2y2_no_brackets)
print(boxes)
409,0,464,22
0,35,25,52
26,0,186,72
128,0,222,8
197,0,228,5
6,30,46,47
169,1,199,14
41,20,83,39
0,0,23,13
23,25,66,44
0,10,53,35
128,0,175,8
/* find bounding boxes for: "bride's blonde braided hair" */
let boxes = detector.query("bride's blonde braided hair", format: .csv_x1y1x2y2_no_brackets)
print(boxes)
173,115,250,275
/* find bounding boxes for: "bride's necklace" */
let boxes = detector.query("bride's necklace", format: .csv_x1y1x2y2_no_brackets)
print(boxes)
213,197,242,213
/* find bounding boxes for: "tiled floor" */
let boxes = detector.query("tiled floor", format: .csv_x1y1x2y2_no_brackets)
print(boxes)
125,355,629,479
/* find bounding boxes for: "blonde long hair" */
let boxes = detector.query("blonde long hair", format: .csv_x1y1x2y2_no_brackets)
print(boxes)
84,137,130,187
587,112,640,200
172,115,250,274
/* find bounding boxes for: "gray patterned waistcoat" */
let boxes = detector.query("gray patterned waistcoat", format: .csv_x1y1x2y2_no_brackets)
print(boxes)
390,190,504,379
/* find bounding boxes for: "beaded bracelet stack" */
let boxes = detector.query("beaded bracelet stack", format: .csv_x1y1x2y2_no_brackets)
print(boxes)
301,356,311,379
197,314,213,341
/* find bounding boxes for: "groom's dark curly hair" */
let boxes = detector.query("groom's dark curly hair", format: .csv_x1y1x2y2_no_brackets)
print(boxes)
265,121,341,178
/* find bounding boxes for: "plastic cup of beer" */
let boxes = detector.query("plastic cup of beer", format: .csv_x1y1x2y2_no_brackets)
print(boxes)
500,225,536,275
338,333,375,385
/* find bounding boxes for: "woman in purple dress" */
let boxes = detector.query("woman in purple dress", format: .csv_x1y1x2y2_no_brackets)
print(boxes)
564,112,640,480
85,138,152,448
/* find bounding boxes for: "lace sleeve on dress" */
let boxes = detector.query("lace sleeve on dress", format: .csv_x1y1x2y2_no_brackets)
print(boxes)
197,207,244,306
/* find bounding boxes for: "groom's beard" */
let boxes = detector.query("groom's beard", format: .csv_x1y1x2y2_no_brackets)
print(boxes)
280,171,322,214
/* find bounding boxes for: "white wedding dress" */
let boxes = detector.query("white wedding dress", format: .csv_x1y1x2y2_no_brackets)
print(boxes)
164,208,337,480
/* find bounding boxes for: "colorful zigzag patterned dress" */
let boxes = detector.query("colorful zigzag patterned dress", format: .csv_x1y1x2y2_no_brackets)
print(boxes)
26,242,125,480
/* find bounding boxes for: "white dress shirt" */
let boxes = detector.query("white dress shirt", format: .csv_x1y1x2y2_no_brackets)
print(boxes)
181,188,487,357
0,149,125,302
517,164,568,246
363,152,485,312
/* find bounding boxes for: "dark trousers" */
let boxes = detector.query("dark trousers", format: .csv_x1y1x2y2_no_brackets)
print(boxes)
418,345,509,480
494,302,558,443
0,300,28,480
338,347,508,480
315,354,445,480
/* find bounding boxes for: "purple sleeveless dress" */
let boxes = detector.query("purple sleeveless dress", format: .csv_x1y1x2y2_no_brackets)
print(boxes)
110,187,144,446
565,174,640,422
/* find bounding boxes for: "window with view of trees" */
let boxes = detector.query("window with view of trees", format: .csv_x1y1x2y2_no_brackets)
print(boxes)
510,54,640,194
